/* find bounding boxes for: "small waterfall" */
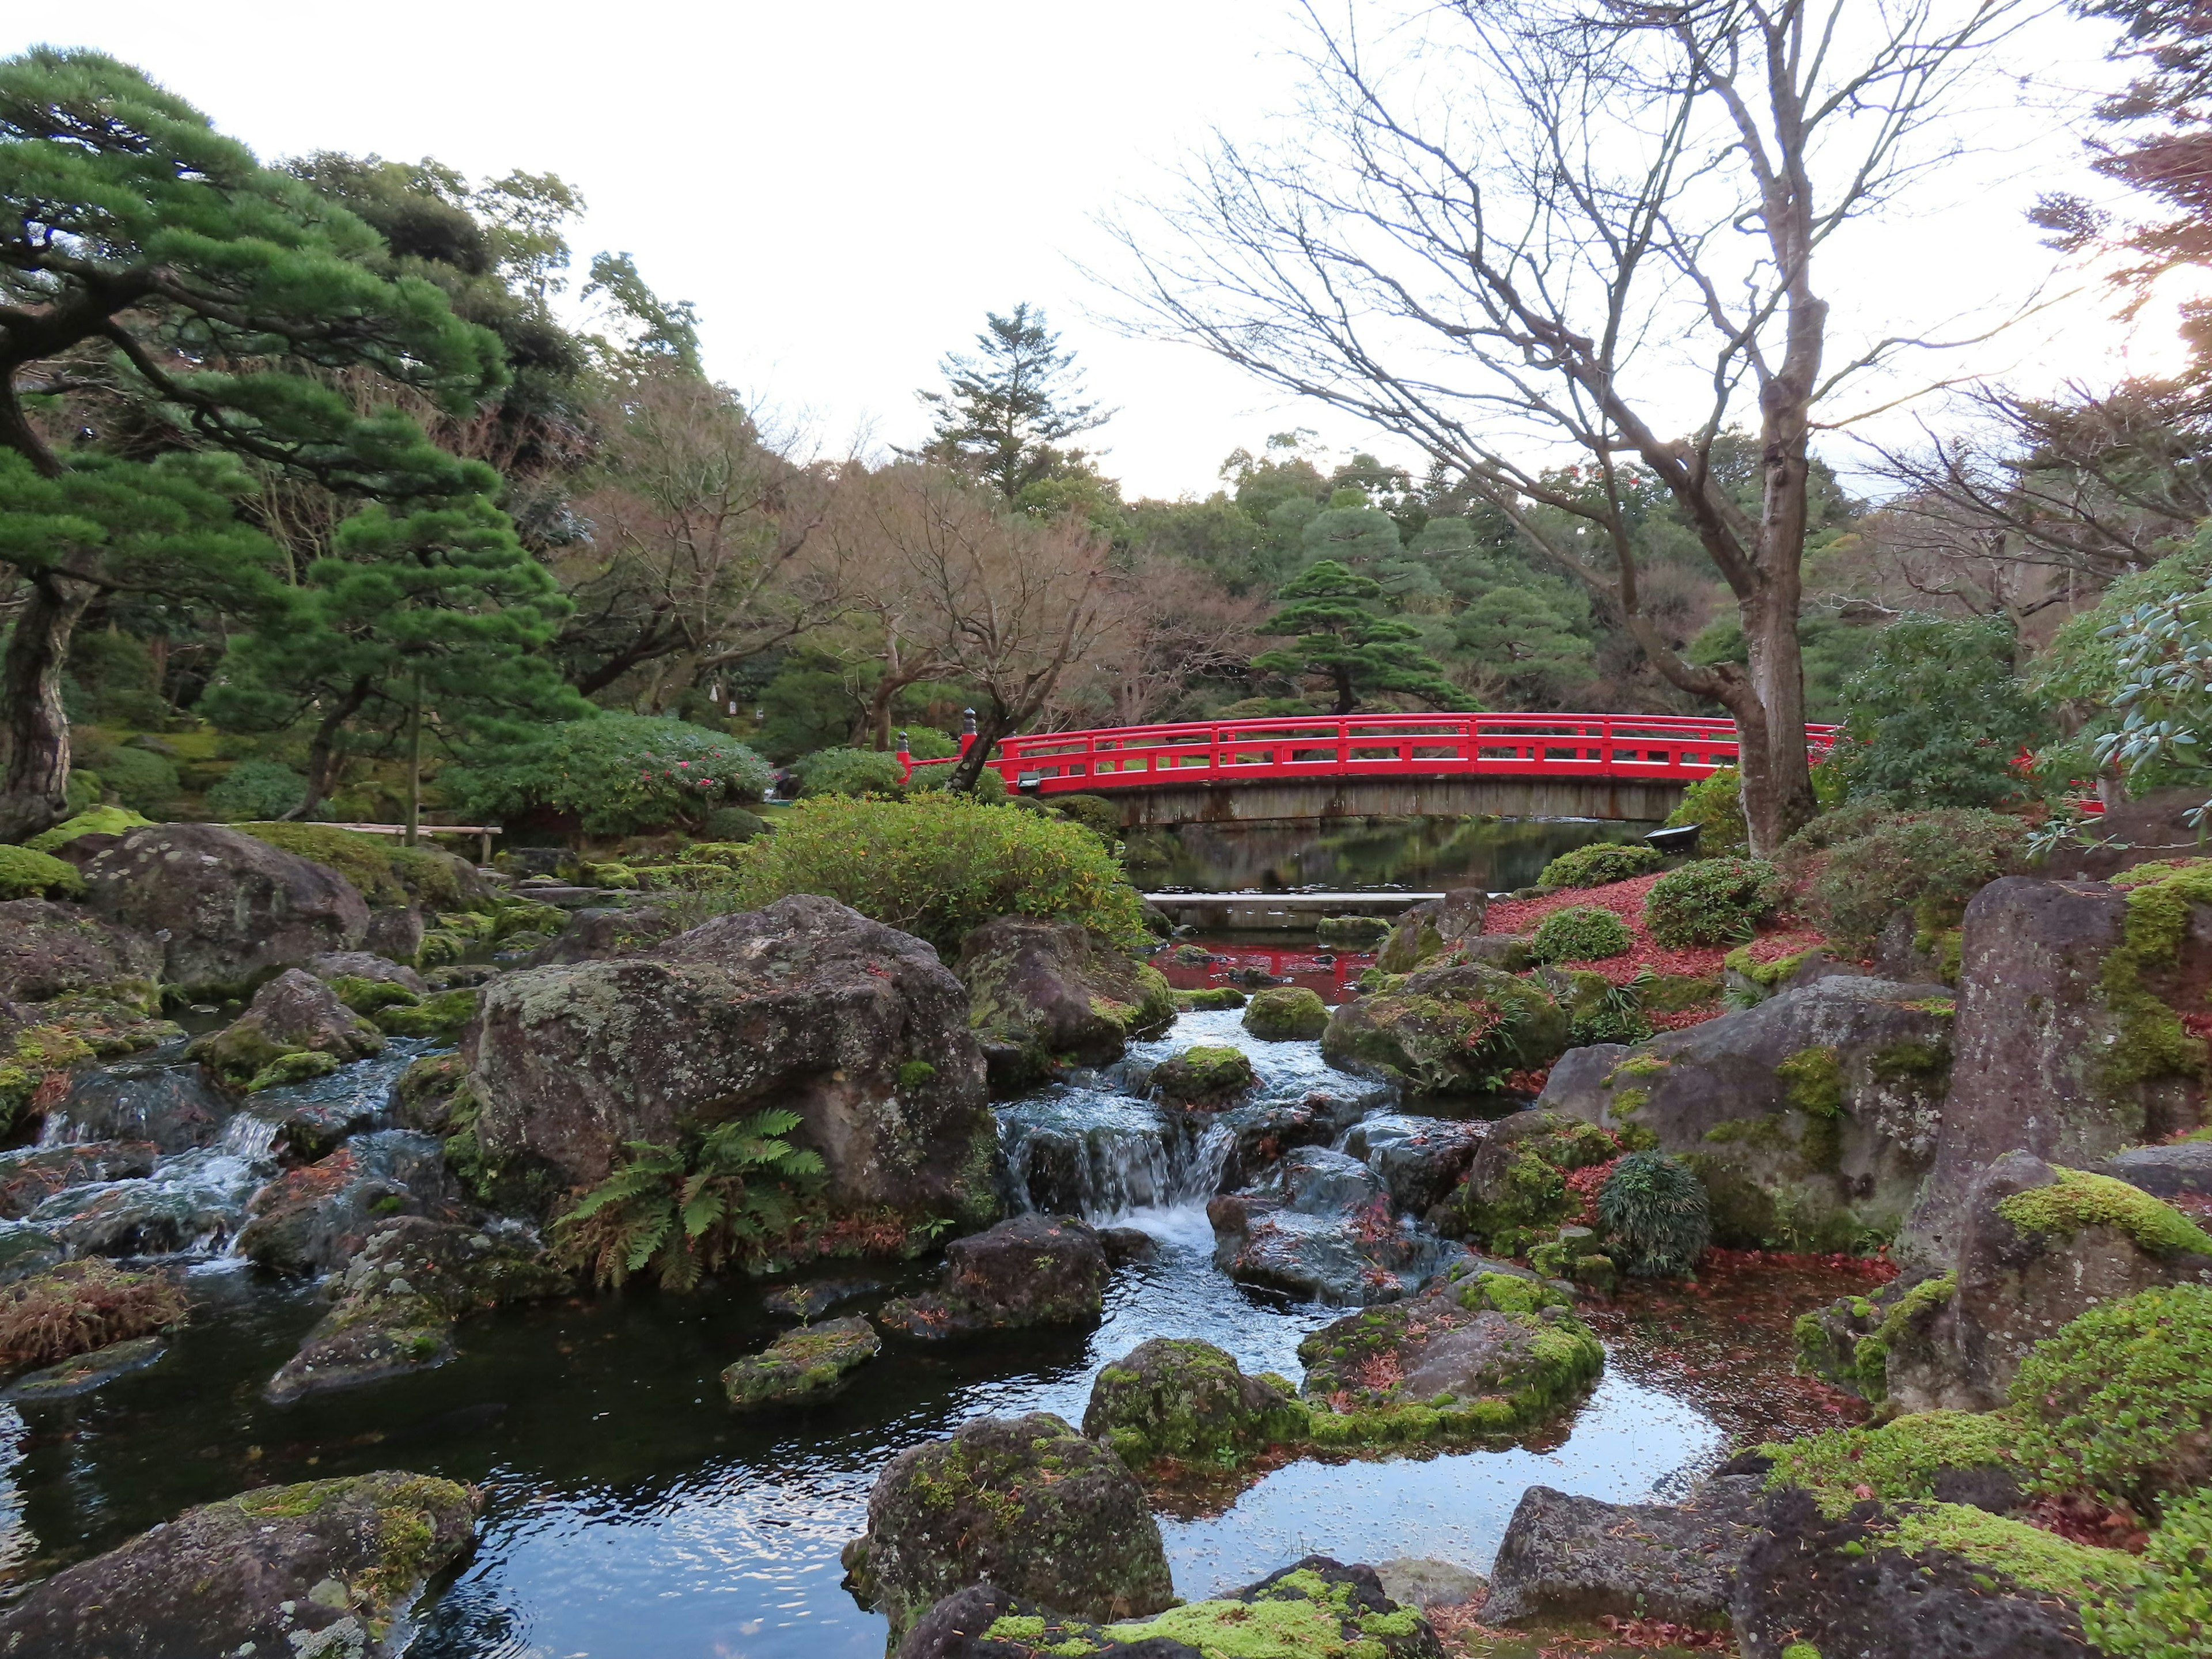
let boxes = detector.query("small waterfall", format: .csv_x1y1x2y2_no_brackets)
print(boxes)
1173,1123,1234,1206
998,1089,1244,1224
35,1115,79,1149
218,1115,281,1162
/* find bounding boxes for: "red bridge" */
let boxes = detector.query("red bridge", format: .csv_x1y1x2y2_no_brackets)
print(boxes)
902,712,1838,827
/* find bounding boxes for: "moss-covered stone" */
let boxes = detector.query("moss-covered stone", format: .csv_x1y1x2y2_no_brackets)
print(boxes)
1443,1111,1619,1253
1241,985,1329,1041
1081,1338,1309,1469
1762,1408,2019,1517
1172,986,1249,1012
325,974,422,1017
1108,1558,1443,1657
0,996,178,1133
1151,1044,1256,1105
1995,1166,2212,1257
245,1050,342,1092
236,821,485,915
1317,914,1393,949
959,917,1175,1091
21,804,151,853
1321,963,1567,1095
370,986,482,1039
0,845,84,901
2099,858,2212,1097
187,968,383,1089
722,1316,880,1410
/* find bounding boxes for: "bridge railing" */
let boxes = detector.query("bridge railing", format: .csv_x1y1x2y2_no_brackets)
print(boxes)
900,713,1839,794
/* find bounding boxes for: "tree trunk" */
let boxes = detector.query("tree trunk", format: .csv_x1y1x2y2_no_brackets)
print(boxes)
291,677,373,820
0,571,96,842
948,704,1009,794
1333,665,1355,716
404,673,423,848
1731,580,1816,858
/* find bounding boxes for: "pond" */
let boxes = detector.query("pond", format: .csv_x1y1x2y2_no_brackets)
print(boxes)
1124,815,1656,897
0,1015,1866,1659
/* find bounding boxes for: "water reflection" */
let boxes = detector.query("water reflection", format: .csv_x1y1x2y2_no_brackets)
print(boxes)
1126,815,1655,896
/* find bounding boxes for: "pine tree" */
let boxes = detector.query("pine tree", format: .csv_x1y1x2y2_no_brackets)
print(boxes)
1252,560,1464,716
0,48,508,839
915,304,1112,503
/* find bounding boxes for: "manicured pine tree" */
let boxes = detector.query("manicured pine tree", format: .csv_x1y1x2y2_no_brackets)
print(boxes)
0,48,508,839
1252,559,1464,715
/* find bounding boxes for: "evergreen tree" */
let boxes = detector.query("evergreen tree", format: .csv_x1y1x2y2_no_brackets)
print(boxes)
915,304,1112,504
201,497,588,821
1253,560,1463,715
0,48,508,839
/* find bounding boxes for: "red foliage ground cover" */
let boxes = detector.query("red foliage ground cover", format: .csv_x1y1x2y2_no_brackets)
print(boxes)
1485,874,1828,987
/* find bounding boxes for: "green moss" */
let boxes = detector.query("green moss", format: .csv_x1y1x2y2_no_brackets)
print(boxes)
2098,859,2212,1097
1607,1053,1671,1081
1869,1039,1949,1081
1781,1645,1823,1659
1764,1408,2016,1515
1243,985,1330,1040
0,844,84,900
896,1059,938,1089
325,975,421,1016
1997,1167,2212,1256
1725,944,1811,990
1173,986,1249,1012
1777,1046,1845,1117
246,1050,341,1092
1879,1504,2137,1603
1611,1086,1649,1116
371,987,481,1039
2081,1485,2212,1659
22,805,151,853
1153,1044,1255,1101
236,823,480,913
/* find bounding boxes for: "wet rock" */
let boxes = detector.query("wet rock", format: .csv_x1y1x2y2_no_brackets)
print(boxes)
246,1088,387,1164
0,1141,158,1219
264,1217,570,1404
0,897,160,1008
1323,963,1567,1095
1373,1558,1487,1610
1209,1187,1461,1306
1214,1090,1369,1189
843,1410,1175,1641
1375,889,1492,974
51,1058,227,1151
362,903,426,964
236,1131,461,1277
891,1582,1202,1659
187,968,384,1092
1538,976,1954,1252
1257,1145,1387,1214
461,895,995,1229
957,918,1175,1093
0,1230,65,1285
0,995,182,1136
722,1316,880,1409
528,903,684,965
1483,1476,1763,1627
879,1214,1108,1337
763,1277,882,1320
1241,985,1329,1041
1341,1115,1484,1216
1082,1337,1308,1468
1096,1226,1156,1266
0,1469,478,1659
0,1258,185,1385
1732,1485,2101,1659
424,962,501,991
1149,1044,1255,1108
305,950,428,997
75,823,372,997
1297,1270,1602,1441
1906,874,2212,1268
1171,986,1247,1012
0,1333,166,1402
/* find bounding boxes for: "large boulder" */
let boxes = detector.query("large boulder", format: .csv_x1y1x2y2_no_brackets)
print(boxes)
1321,962,1567,1095
50,1056,228,1152
264,1217,569,1404
842,1411,1175,1641
878,1213,1109,1336
1482,1475,1764,1627
0,1469,477,1659
0,1142,159,1219
957,917,1174,1092
1905,873,2212,1268
235,1131,463,1277
74,824,372,996
1242,984,1329,1041
1539,976,1955,1251
1341,1114,1484,1216
1804,1150,2212,1412
1082,1337,1308,1469
528,903,684,965
186,968,384,1092
1732,1485,2105,1659
459,895,997,1227
0,897,161,1008
1434,1109,1620,1255
1374,889,1491,974
893,1558,1445,1659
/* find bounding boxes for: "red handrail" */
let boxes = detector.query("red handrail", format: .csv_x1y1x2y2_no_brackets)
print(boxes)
898,713,1839,794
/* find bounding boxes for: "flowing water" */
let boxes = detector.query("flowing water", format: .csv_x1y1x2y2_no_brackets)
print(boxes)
0,1008,1866,1658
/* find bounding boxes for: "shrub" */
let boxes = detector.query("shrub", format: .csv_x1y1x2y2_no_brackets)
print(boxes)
99,744,179,815
24,805,151,852
1530,905,1633,964
1540,840,1662,889
905,760,1009,801
1662,767,1749,857
719,793,1149,954
0,1259,186,1372
2010,1283,2212,1519
700,806,766,842
1566,975,1655,1047
1042,793,1122,846
0,845,84,900
794,747,906,797
444,714,772,836
1838,613,2046,809
1785,806,2025,956
551,1110,826,1290
1642,858,1786,948
2082,1484,2212,1659
204,758,308,821
1597,1152,1711,1277
900,726,960,760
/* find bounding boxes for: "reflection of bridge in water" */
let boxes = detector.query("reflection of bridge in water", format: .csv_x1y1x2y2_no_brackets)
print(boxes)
905,713,1837,826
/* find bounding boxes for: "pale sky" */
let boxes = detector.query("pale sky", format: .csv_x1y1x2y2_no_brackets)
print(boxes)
13,1,2181,500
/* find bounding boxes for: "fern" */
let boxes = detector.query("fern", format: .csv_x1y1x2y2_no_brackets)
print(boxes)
552,1110,828,1290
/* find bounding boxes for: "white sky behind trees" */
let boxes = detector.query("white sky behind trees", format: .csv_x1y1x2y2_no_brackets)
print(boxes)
15,0,2197,499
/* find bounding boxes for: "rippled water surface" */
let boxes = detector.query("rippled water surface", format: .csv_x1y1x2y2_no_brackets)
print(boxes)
0,1011,1858,1659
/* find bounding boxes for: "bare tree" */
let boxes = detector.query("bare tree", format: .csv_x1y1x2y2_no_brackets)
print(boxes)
857,467,1123,790
1050,552,1268,728
555,371,842,706
1108,0,2038,852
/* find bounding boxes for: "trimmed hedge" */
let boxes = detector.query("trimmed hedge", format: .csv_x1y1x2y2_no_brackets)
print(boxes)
1643,858,1786,948
1529,905,1633,963
1538,840,1661,889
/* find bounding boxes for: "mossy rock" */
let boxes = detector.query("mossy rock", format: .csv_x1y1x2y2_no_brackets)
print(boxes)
1321,963,1567,1095
721,1316,880,1411
1995,1166,2212,1257
1081,1338,1309,1470
244,1051,342,1093
1242,985,1330,1041
235,822,485,914
0,846,84,902
324,975,422,1017
21,805,151,854
370,987,482,1040
1316,915,1393,949
1172,986,1249,1012
0,997,179,1133
1151,1044,1256,1105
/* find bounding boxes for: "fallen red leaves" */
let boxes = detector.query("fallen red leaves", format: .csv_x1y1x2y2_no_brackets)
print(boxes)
1486,874,1827,987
